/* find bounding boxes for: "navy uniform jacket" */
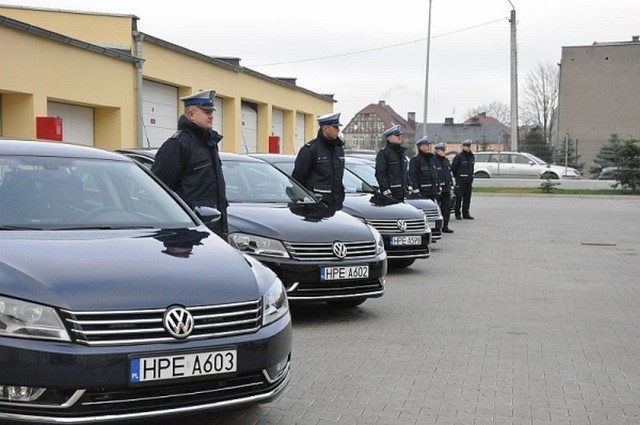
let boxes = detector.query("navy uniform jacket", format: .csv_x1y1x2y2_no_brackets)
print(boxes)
432,154,454,193
451,150,475,182
152,115,228,232
408,152,440,199
292,131,345,209
375,142,410,201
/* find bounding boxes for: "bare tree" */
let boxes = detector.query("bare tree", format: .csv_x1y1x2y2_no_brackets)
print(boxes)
465,102,510,125
521,62,559,144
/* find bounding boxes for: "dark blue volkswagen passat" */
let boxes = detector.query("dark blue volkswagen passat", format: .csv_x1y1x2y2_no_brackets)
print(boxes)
250,154,431,269
117,150,387,307
0,141,291,423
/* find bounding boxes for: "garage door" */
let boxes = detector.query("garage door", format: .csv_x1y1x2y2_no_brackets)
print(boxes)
142,80,178,148
295,112,306,152
271,108,284,153
48,102,94,146
240,102,257,153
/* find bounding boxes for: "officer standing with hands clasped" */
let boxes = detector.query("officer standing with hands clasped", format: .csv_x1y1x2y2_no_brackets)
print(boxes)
408,135,440,202
375,124,412,202
451,139,475,220
432,142,454,233
292,112,346,210
151,89,228,236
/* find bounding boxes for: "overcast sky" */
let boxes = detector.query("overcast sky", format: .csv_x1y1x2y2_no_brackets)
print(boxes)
7,0,640,127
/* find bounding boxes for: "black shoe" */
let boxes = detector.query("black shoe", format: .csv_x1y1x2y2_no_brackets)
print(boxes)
455,215,462,220
442,227,454,233
463,215,474,220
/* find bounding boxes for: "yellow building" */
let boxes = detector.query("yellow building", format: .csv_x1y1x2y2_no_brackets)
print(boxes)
0,5,335,153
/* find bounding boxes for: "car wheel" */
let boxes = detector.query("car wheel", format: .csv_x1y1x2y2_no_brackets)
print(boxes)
541,171,559,179
388,258,416,268
328,297,366,308
474,171,490,178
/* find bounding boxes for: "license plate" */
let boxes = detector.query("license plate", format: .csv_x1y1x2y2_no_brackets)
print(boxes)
390,235,422,246
321,265,369,281
130,349,237,383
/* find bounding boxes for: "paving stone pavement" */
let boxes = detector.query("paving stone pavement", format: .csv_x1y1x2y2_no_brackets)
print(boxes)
149,194,640,425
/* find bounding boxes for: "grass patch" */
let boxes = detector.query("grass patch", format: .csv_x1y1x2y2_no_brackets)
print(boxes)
473,187,632,195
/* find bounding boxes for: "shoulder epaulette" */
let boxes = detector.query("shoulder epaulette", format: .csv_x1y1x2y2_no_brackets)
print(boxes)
169,130,184,139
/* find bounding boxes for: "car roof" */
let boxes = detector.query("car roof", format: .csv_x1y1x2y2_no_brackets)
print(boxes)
2,139,129,161
249,153,296,162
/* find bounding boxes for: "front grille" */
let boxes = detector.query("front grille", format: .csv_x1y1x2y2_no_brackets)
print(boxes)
61,300,262,346
422,208,441,220
366,218,427,234
283,240,377,261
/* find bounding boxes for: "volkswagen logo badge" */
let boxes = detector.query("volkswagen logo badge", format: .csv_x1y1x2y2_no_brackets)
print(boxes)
163,306,194,339
397,219,407,232
332,242,348,259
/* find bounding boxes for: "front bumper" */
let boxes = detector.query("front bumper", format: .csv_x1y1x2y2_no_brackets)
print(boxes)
0,315,292,423
255,254,387,301
382,232,431,259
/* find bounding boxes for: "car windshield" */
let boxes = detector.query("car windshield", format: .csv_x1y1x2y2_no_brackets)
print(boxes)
0,156,195,229
222,160,316,204
346,162,378,188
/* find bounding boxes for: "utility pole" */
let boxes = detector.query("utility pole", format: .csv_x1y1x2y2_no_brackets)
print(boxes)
507,1,519,151
422,0,433,137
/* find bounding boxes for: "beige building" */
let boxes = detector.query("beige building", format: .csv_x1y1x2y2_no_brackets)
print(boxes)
0,5,335,153
558,36,640,170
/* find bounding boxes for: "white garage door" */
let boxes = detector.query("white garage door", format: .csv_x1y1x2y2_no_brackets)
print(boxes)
142,80,178,148
295,112,306,152
48,102,94,146
240,102,258,153
271,108,284,153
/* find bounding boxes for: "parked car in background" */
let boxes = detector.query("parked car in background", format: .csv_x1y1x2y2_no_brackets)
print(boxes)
118,149,388,307
597,166,619,180
1,141,292,423
250,154,432,268
473,151,581,179
343,156,444,240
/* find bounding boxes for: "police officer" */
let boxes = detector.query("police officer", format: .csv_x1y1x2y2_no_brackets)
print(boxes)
151,89,228,236
433,142,454,233
375,124,412,202
451,139,475,220
408,135,439,201
292,112,345,210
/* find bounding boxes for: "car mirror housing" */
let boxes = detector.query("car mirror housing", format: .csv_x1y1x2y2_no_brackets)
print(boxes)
193,206,221,223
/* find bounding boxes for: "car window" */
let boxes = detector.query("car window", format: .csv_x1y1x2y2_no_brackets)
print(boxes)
0,156,195,229
346,163,378,188
499,154,512,163
475,153,490,162
512,154,531,164
221,160,315,204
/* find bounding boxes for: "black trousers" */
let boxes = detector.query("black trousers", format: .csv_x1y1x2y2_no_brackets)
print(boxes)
454,179,473,217
438,191,452,228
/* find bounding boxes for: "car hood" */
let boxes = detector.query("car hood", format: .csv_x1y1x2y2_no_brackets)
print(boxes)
545,164,580,176
342,194,425,220
0,228,260,310
404,197,439,211
228,203,375,242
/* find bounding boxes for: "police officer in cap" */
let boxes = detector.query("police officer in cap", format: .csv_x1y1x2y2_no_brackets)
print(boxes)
432,142,454,233
375,124,412,202
151,89,228,236
292,112,345,210
408,135,440,201
451,139,475,220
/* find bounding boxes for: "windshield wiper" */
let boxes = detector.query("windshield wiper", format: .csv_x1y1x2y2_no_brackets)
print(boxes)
0,225,45,230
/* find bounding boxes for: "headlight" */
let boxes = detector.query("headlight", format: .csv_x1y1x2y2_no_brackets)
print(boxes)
367,225,385,255
0,295,70,342
228,233,290,258
263,278,289,326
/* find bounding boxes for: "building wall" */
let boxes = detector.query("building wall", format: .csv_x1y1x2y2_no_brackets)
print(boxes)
0,6,334,153
558,40,640,169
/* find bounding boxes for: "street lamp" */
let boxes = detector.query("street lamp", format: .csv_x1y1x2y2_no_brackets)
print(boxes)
506,0,519,151
422,0,433,137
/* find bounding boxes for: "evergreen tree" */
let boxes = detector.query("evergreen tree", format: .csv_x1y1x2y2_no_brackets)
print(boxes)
614,139,640,193
589,134,622,177
521,127,552,162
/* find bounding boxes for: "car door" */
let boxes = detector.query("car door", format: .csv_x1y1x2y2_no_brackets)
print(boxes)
511,153,539,178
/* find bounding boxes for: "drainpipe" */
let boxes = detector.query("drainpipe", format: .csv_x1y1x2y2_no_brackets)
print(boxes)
133,31,145,148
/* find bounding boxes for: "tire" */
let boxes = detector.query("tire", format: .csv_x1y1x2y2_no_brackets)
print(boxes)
328,298,366,308
541,171,559,179
474,171,490,178
388,258,416,268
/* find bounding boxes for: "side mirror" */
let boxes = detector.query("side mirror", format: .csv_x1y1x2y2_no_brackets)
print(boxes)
193,206,221,223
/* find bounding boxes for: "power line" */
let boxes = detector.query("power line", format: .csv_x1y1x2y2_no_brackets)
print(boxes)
248,17,507,67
